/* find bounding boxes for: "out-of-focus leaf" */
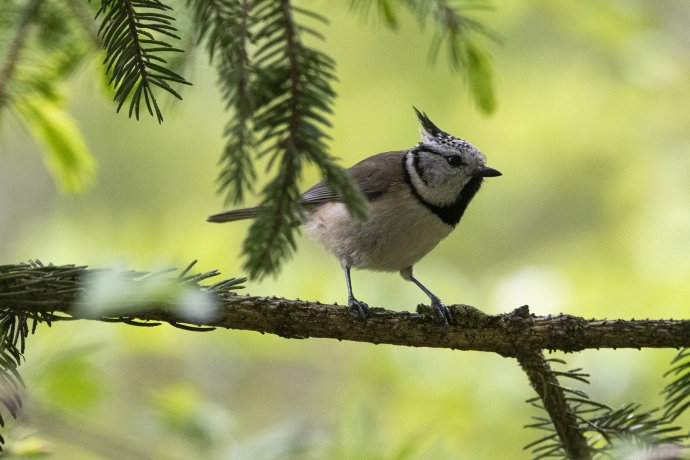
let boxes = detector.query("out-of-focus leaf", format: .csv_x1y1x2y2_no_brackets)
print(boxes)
154,383,234,454
36,350,102,411
13,94,95,192
465,42,495,114
349,0,399,29
5,436,54,456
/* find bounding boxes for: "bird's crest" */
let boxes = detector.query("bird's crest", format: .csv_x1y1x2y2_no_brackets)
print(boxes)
413,107,472,153
414,107,443,138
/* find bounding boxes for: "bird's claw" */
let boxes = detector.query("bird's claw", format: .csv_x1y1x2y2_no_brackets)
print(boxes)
348,297,370,321
431,297,453,328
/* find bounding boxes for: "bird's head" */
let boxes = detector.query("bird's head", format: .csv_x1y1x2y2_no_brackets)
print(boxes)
406,108,501,207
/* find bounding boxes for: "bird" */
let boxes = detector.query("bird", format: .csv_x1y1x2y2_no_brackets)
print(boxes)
207,108,501,327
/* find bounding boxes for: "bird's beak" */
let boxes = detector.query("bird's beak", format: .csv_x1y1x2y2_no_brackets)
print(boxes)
475,166,502,177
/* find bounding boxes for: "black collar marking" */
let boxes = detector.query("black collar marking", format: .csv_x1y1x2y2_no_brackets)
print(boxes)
403,153,484,227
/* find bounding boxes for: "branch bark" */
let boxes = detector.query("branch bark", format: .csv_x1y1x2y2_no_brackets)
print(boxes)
518,350,590,460
5,291,690,355
3,261,690,460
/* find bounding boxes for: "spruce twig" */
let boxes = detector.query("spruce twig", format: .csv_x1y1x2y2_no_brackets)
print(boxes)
518,351,591,460
187,0,257,205
96,0,192,122
239,0,367,279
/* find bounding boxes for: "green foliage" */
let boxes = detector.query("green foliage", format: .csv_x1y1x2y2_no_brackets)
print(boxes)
95,0,192,123
422,0,498,114
350,0,498,114
349,0,400,29
13,92,95,192
12,38,96,192
0,259,248,448
0,0,98,192
663,348,690,422
0,314,28,440
1,0,498,278
464,41,495,114
36,346,103,411
231,0,366,279
188,0,256,205
524,358,689,460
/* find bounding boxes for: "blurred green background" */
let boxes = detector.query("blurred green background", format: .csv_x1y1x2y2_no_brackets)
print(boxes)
2,0,690,458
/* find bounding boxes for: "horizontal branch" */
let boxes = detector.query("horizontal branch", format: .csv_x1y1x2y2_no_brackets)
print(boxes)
2,261,687,457
52,295,690,356
2,262,689,356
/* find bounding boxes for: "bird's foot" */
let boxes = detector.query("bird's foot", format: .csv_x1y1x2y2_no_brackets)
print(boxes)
348,297,370,321
431,296,454,328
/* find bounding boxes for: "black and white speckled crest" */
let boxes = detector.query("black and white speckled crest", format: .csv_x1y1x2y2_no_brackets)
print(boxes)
413,107,475,155
405,108,492,226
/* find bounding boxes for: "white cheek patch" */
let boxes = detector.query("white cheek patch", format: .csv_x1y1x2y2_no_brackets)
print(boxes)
406,154,467,207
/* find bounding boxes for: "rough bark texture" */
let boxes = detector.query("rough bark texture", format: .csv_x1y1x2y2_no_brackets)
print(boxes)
4,261,690,460
29,293,690,356
517,350,591,460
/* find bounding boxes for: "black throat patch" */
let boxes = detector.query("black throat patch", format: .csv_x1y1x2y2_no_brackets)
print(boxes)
403,154,484,227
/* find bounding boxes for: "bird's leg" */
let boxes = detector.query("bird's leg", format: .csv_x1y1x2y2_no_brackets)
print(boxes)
401,266,453,327
341,261,370,320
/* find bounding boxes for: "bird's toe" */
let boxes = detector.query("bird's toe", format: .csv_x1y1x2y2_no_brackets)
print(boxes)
431,297,454,328
348,298,370,321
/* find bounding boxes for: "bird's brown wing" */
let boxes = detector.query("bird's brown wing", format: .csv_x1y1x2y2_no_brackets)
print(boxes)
300,150,407,204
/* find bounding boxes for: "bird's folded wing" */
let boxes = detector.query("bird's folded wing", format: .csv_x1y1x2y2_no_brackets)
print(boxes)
300,150,407,204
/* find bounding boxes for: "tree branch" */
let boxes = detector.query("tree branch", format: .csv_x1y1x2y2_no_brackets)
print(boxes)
4,281,690,354
117,298,690,354
518,350,591,460
4,261,690,459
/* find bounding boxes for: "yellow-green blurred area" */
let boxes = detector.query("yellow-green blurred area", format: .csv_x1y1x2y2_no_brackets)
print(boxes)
2,0,690,458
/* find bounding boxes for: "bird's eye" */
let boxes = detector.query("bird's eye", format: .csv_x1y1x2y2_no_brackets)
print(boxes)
445,156,464,168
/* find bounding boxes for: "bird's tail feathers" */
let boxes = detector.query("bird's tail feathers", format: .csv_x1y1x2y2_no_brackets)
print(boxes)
207,207,259,223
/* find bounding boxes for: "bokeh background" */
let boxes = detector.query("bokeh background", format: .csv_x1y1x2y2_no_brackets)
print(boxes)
2,0,690,458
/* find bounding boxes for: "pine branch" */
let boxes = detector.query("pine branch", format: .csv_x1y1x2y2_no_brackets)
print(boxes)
238,0,366,280
662,348,690,422
187,0,257,204
523,356,688,460
4,261,690,457
405,0,499,113
2,267,690,352
217,0,255,205
519,352,591,460
0,0,43,110
0,259,249,450
96,0,192,123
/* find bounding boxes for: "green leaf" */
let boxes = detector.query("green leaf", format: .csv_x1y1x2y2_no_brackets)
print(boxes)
465,41,496,114
13,94,95,192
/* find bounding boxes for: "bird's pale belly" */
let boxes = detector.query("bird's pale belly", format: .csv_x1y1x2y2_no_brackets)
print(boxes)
305,185,454,272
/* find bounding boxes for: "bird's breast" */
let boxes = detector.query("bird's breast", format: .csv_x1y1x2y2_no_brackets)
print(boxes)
305,183,454,272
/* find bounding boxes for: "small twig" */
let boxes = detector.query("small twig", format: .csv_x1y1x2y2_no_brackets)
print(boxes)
517,349,591,460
